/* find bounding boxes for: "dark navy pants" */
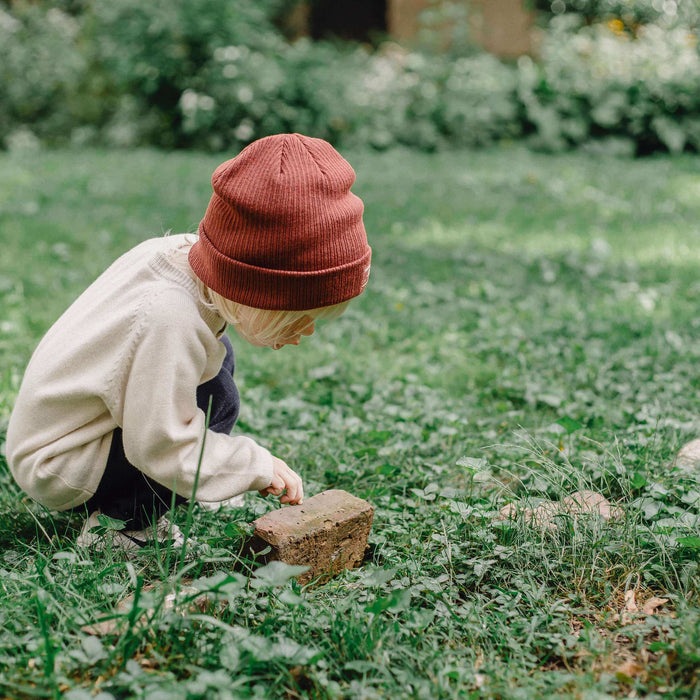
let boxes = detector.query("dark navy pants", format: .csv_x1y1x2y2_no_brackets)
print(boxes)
85,335,240,529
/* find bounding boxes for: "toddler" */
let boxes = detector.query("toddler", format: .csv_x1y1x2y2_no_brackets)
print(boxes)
5,133,371,548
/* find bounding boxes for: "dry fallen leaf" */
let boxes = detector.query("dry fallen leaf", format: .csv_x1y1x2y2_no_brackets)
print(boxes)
624,589,638,613
642,597,669,615
615,659,643,680
620,587,642,625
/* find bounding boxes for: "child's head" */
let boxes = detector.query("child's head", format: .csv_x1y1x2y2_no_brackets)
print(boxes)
188,133,371,323
204,290,349,350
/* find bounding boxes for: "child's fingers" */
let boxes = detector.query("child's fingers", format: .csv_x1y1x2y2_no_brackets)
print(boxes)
258,474,285,498
281,469,303,505
265,457,304,505
292,474,304,504
269,474,285,494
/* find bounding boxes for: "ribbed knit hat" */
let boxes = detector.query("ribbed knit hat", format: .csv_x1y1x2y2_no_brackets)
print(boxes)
189,133,371,310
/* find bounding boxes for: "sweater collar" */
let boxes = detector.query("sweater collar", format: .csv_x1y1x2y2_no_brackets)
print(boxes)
149,239,227,337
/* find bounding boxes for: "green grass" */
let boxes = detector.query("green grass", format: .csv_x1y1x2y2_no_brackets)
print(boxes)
1,145,700,698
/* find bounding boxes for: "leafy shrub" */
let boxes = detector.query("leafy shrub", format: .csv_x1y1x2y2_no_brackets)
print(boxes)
173,40,521,152
0,0,521,152
177,39,360,151
429,53,522,147
518,16,700,153
2,0,699,155
0,5,86,146
86,0,290,148
343,48,521,150
534,0,699,29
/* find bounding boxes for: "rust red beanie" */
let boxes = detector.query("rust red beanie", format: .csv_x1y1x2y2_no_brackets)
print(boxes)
188,133,371,310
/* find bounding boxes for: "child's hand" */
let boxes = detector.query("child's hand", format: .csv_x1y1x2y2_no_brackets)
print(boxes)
259,457,304,505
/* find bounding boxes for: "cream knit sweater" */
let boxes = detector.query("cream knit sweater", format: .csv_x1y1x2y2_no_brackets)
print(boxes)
6,234,274,511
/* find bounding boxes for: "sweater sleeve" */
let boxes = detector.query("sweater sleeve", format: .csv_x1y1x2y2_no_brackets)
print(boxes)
117,292,274,502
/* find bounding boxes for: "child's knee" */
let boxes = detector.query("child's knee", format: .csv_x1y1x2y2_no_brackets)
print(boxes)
11,452,97,511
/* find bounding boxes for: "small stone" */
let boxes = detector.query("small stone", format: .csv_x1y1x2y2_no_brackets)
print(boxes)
498,503,518,520
561,490,621,520
677,439,700,470
249,489,374,585
528,501,560,530
496,491,624,529
496,500,559,530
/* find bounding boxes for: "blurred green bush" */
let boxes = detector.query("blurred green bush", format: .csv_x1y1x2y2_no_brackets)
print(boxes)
0,4,86,148
0,0,519,152
519,15,700,154
87,0,289,148
177,41,520,152
1,0,699,154
534,0,699,29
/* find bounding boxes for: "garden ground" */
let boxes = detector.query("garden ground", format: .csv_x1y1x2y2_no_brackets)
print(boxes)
0,146,699,698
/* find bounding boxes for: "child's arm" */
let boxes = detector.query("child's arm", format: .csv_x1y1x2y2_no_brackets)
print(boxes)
258,456,304,505
116,292,275,502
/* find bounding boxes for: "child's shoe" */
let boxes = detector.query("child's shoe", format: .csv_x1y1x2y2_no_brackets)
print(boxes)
77,510,187,551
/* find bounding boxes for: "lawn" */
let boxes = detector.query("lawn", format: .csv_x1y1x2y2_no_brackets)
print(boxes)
0,145,699,698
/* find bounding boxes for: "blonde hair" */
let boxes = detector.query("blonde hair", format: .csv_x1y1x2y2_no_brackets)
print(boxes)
168,234,349,347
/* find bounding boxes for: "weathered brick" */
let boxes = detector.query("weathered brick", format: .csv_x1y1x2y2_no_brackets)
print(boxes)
249,489,374,585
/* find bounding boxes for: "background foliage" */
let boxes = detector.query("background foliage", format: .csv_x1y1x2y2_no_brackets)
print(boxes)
2,0,700,154
1,145,700,698
518,15,700,155
534,0,700,28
